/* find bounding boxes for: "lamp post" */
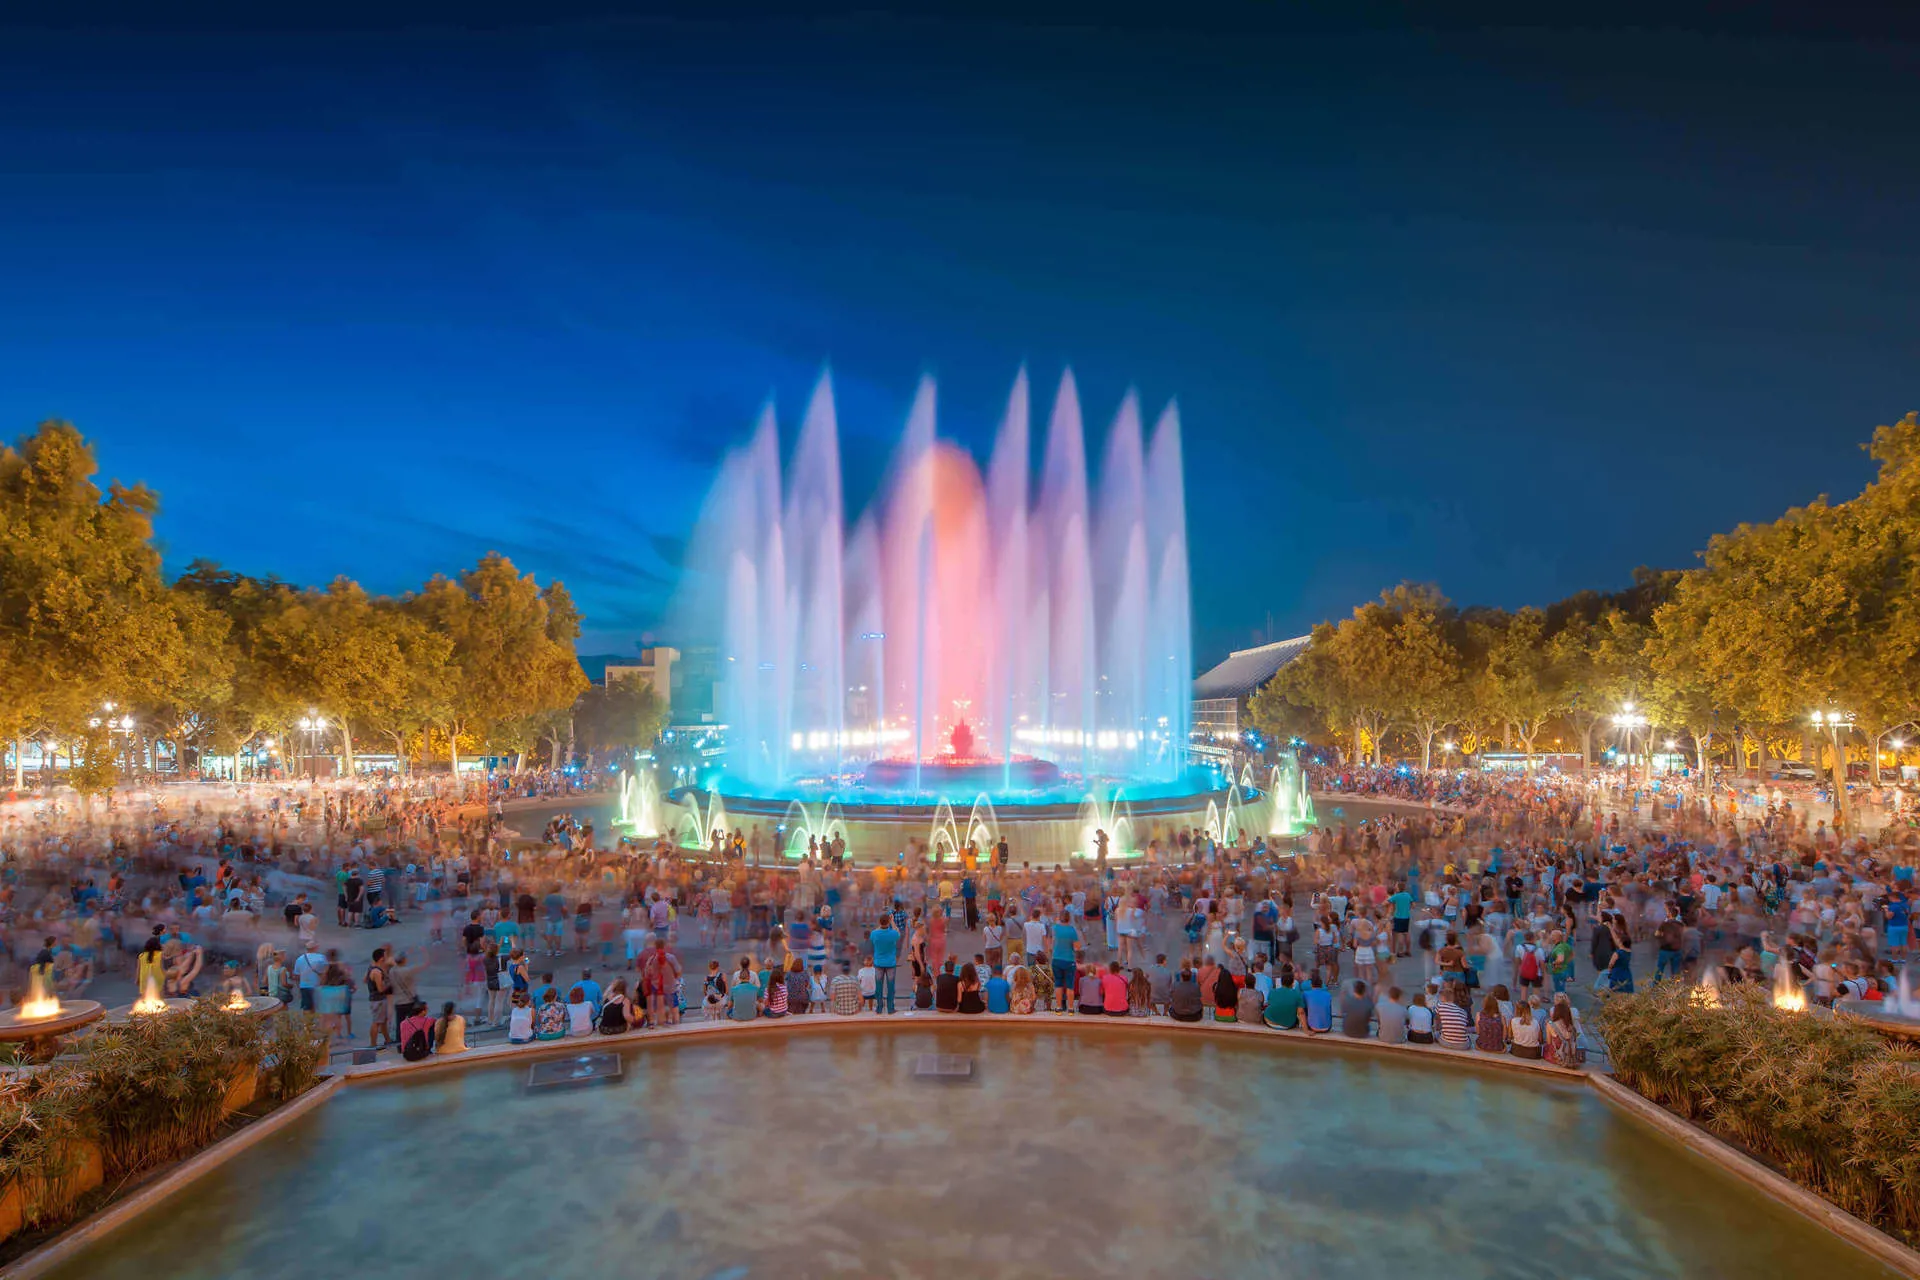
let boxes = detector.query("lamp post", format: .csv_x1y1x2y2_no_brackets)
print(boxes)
297,711,328,781
1441,739,1456,770
1810,709,1856,834
88,703,138,783
1614,703,1649,786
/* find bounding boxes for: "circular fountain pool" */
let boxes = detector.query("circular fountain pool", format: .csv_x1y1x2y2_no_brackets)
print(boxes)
45,1028,1899,1280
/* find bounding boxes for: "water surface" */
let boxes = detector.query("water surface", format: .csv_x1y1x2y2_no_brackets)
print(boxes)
50,1028,1897,1279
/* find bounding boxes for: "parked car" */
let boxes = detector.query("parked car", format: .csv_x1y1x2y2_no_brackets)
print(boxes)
1771,761,1818,781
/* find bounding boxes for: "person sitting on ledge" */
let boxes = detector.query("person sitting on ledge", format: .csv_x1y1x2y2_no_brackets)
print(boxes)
1009,965,1037,1014
1376,986,1408,1044
1168,963,1205,1023
1303,974,1333,1035
830,961,863,1016
935,958,961,1012
507,990,534,1044
1405,993,1436,1044
434,1001,467,1054
533,989,568,1041
597,979,635,1034
728,961,761,1021
1075,963,1105,1016
957,962,986,1014
1263,971,1303,1030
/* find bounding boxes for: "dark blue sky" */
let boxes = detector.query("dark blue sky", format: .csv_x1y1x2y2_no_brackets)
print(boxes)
1,4,1915,662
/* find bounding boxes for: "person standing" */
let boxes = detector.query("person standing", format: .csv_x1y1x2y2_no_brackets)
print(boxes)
293,943,328,1013
364,947,394,1050
869,917,901,1014
1049,909,1081,1014
388,949,427,1044
639,937,682,1027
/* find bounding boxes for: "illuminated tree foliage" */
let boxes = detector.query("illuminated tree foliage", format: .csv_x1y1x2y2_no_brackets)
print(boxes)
1263,412,1920,779
0,420,589,783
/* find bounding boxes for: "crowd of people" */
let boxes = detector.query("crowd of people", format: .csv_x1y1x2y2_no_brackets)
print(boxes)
5,759,1914,1073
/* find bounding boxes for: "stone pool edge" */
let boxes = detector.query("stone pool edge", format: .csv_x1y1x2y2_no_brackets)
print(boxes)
4,1074,347,1280
8,1015,1917,1279
1586,1073,1920,1279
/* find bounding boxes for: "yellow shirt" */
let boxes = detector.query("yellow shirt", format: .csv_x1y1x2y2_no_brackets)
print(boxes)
437,1014,467,1053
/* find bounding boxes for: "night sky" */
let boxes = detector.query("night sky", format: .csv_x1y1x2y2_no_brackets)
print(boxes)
1,4,1915,662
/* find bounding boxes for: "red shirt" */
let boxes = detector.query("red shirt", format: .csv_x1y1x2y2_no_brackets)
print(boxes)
1100,971,1130,1013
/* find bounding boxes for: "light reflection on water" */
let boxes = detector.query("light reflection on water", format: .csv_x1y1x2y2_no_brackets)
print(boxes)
47,1029,1898,1280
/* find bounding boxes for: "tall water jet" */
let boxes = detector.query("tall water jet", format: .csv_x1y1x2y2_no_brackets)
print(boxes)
1094,392,1149,776
1038,372,1097,776
671,365,1214,864
986,370,1032,789
1145,402,1192,776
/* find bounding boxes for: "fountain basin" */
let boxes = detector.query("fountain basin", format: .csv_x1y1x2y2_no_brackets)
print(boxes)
0,1000,105,1055
36,1026,1900,1280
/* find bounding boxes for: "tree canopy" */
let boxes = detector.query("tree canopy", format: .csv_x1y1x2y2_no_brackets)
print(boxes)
0,420,591,782
1257,411,1920,793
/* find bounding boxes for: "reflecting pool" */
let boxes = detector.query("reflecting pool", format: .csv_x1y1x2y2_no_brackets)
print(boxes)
50,1029,1897,1279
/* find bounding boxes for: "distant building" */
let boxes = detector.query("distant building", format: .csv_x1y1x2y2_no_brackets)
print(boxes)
605,645,678,717
1190,635,1311,765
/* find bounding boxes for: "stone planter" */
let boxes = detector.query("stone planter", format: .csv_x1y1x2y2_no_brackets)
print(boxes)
0,1140,103,1240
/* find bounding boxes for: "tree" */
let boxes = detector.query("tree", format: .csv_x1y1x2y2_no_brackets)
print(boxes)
575,678,669,767
1387,588,1468,770
1273,620,1381,764
0,422,192,786
1246,677,1323,747
1481,607,1562,756
66,723,117,803
362,601,452,775
415,554,588,773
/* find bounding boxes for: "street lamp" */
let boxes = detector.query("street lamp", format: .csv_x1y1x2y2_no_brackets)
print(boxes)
1441,739,1456,769
297,711,329,781
1614,703,1649,785
89,704,139,780
1809,709,1856,833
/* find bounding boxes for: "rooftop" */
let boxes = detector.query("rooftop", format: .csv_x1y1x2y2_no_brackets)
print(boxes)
1191,635,1312,701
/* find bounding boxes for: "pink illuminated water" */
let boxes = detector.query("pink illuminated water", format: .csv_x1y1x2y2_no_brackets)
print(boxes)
681,369,1193,793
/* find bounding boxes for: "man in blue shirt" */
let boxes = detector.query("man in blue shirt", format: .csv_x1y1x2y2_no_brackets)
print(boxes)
1050,910,1080,1013
1387,883,1415,958
575,968,603,1014
1303,974,1334,1035
869,920,901,1014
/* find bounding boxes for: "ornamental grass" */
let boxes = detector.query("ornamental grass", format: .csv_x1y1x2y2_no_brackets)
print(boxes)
1595,981,1920,1244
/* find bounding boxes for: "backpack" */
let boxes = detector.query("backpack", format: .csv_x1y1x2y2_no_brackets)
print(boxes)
400,1020,431,1061
1518,947,1542,982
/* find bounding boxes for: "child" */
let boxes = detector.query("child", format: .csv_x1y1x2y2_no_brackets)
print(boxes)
858,956,878,1011
703,960,727,1021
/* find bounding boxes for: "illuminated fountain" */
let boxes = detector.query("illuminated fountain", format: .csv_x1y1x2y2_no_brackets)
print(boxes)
0,967,105,1056
18,968,61,1021
1773,960,1807,1013
673,369,1236,864
615,768,662,838
132,972,171,1016
110,971,192,1022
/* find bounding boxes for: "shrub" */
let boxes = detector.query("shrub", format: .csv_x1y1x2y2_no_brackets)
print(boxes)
0,1071,96,1232
78,997,270,1175
261,1012,331,1102
1596,982,1920,1245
